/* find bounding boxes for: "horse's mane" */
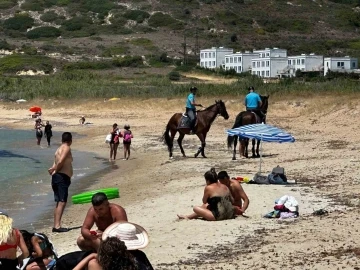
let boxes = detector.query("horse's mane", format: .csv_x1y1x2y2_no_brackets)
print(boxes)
200,101,223,112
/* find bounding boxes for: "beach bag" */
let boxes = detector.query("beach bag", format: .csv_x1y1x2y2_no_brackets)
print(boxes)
105,134,112,143
124,132,132,142
54,251,92,270
20,230,57,258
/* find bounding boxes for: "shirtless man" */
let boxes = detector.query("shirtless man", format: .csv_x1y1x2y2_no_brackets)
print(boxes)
48,132,73,233
217,171,250,216
77,192,128,252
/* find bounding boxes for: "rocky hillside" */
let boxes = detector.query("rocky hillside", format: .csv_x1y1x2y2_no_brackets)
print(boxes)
0,0,359,73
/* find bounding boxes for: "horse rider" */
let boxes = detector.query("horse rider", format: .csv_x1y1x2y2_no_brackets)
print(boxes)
186,86,203,134
244,86,264,123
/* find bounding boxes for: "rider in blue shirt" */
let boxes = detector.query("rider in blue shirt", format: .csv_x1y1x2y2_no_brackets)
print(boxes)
244,86,263,122
186,87,203,134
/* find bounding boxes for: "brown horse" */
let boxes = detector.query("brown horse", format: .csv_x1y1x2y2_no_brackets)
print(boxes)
163,100,229,159
227,95,269,159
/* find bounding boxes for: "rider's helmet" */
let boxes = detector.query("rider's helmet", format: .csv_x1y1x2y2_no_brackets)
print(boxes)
190,86,198,92
248,86,255,92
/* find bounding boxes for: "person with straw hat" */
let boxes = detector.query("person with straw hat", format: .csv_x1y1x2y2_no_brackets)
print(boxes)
74,222,153,270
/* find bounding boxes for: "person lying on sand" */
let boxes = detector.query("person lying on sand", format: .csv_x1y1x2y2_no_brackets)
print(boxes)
217,171,250,216
77,193,128,252
177,168,235,221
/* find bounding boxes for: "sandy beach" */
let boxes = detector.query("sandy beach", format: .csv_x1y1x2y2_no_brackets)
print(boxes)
2,94,360,269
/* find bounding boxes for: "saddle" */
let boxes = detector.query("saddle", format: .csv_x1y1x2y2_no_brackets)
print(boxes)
178,112,197,132
248,111,262,123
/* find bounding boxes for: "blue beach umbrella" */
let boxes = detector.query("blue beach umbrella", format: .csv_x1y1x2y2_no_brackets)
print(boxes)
227,124,295,173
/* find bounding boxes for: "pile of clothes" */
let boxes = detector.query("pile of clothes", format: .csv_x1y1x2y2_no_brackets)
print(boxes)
264,195,299,219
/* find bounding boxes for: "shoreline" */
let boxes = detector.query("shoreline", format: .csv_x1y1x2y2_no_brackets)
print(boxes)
1,97,360,269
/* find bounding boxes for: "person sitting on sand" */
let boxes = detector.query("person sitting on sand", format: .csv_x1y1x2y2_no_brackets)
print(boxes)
75,222,153,270
74,237,137,270
77,193,128,252
178,168,234,221
217,171,250,216
0,210,29,270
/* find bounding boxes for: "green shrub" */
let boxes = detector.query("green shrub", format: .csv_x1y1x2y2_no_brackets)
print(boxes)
40,11,59,22
123,10,150,23
0,40,14,50
61,16,92,31
21,0,44,11
168,71,180,81
129,38,153,47
101,46,129,57
112,56,143,67
63,61,113,70
109,15,128,27
82,0,117,16
27,26,61,39
0,54,53,73
4,14,35,32
21,45,38,55
148,12,180,28
0,0,17,9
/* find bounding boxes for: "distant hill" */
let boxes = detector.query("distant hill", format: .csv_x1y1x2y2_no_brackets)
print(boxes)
0,0,360,73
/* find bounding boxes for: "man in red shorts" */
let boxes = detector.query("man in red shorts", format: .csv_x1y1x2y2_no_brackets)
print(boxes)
218,171,249,216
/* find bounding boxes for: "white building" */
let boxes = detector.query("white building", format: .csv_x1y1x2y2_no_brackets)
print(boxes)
251,48,288,78
224,51,259,73
323,56,358,76
199,47,233,69
285,54,323,76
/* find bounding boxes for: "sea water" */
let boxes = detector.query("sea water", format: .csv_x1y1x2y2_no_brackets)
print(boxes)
0,128,109,230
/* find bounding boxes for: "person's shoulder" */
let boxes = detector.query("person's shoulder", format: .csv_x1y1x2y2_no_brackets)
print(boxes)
111,203,125,211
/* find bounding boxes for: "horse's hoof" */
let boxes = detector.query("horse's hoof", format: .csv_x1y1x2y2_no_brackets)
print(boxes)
202,155,207,158
256,154,260,158
194,154,198,158
182,155,186,158
232,157,236,161
170,156,174,160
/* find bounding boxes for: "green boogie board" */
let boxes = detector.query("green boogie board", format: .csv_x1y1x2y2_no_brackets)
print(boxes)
72,188,120,204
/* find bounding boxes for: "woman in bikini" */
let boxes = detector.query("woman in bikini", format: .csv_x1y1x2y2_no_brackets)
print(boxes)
34,119,44,146
177,168,235,221
0,210,29,270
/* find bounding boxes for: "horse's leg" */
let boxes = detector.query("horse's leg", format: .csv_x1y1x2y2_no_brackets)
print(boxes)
169,129,177,159
245,139,249,158
200,132,208,158
177,132,186,157
256,139,261,157
251,139,256,158
195,133,206,158
232,136,238,160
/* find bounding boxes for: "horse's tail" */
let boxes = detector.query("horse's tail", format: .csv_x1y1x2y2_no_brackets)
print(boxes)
227,112,243,148
162,123,172,150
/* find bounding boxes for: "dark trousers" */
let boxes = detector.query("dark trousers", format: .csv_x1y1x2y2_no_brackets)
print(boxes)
186,108,196,131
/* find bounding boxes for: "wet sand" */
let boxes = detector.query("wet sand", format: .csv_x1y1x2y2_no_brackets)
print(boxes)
1,95,360,269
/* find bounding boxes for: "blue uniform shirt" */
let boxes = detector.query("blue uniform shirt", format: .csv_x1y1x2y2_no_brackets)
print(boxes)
245,92,261,109
186,93,195,109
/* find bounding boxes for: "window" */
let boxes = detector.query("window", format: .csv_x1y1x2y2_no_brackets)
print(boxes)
234,57,237,63
266,71,270,77
238,57,241,62
337,62,344,68
292,60,295,65
261,61,265,67
234,67,237,71
253,71,256,75
266,53,269,57
205,61,207,67
266,61,270,67
257,71,260,75
200,53,204,59
200,62,203,67
230,57,233,63
226,58,229,63
261,71,265,76
212,61,215,66
297,59,300,65
212,52,215,58
257,62,260,67
238,66,242,72
301,59,305,65
288,60,291,65
252,62,256,68
352,62,356,68
205,53,207,58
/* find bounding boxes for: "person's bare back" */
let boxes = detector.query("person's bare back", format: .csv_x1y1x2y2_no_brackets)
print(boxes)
54,144,73,178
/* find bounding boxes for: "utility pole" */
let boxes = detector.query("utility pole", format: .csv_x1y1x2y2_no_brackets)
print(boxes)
182,32,187,65
194,27,199,57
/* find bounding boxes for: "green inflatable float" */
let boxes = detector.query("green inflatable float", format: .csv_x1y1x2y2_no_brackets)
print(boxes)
72,188,119,204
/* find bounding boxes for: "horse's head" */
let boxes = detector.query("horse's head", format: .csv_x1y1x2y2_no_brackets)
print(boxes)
215,100,229,120
260,95,269,114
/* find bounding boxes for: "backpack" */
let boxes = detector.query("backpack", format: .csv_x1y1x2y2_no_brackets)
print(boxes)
124,132,132,142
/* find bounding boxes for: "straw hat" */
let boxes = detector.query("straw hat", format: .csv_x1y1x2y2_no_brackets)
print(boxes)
102,222,149,250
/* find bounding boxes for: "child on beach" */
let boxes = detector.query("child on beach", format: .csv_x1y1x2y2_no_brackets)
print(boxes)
121,124,133,160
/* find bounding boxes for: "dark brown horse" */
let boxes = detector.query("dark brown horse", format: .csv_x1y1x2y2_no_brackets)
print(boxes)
227,95,269,160
163,100,229,159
